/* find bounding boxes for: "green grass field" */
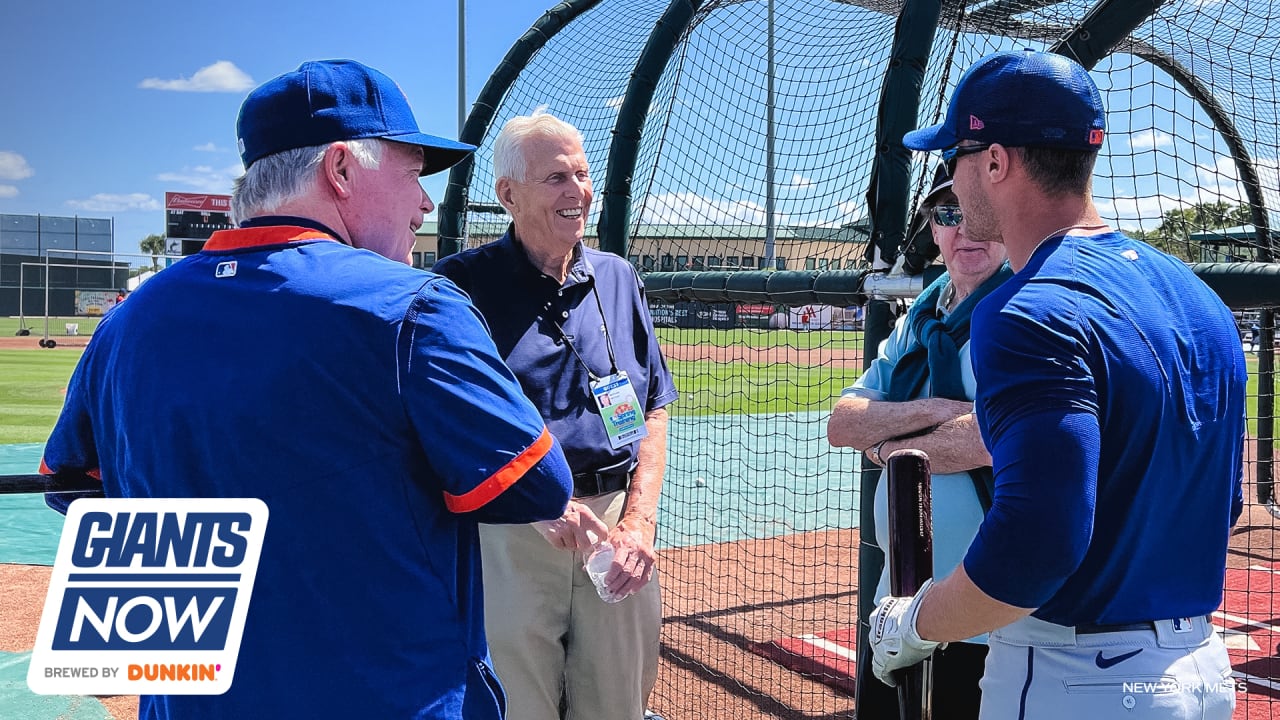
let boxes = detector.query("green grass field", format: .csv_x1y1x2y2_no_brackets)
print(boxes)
0,349,83,444
669,360,862,415
0,343,1274,444
0,316,102,338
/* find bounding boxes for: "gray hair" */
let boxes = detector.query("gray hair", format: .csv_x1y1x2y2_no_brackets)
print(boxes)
492,110,584,183
230,138,384,223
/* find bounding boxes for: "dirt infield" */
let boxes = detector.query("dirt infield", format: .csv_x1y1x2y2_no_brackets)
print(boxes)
660,343,862,369
650,529,860,719
0,336,88,350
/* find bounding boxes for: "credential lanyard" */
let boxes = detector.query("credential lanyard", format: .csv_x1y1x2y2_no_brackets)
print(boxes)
552,282,618,382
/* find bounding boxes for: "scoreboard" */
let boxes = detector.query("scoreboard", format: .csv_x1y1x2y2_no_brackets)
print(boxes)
165,192,233,255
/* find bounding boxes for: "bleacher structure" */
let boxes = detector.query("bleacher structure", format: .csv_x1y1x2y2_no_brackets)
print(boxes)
440,1,1280,717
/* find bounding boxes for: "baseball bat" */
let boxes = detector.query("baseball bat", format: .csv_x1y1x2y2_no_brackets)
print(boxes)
0,473,103,495
886,448,934,720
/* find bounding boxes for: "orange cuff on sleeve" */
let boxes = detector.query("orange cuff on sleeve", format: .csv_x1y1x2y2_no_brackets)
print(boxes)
39,458,101,479
444,427,554,513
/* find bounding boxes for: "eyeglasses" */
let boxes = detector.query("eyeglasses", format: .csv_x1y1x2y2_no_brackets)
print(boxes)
930,204,963,227
942,143,992,176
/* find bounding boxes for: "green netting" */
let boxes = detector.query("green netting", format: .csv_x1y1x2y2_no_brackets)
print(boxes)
451,1,1280,716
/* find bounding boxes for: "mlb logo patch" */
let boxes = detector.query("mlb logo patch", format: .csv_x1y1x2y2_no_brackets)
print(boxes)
1172,617,1193,633
215,261,238,278
27,498,268,696
1089,128,1105,145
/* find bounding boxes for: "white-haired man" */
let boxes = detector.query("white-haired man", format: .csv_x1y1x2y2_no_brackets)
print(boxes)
42,60,574,719
435,111,678,720
829,167,1010,718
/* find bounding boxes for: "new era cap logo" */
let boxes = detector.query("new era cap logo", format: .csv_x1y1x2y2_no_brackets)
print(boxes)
969,115,985,130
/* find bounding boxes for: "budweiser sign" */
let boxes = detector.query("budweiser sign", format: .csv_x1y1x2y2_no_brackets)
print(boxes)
165,193,231,212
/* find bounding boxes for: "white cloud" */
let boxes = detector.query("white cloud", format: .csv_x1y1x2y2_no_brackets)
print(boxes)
789,173,814,190
601,94,662,117
156,163,242,194
1129,129,1173,150
1095,193,1184,230
1095,154,1280,230
139,61,254,93
0,185,18,198
636,192,769,225
66,193,161,212
192,142,223,153
0,151,34,181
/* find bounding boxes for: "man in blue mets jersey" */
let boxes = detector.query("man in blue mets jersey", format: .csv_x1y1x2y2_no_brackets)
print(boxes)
868,49,1245,719
42,59,573,719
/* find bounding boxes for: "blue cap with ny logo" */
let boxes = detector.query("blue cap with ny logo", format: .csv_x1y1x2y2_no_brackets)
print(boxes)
236,59,475,176
904,49,1106,152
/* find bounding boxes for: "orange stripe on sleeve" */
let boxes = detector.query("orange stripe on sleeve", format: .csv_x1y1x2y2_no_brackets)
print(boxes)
444,427,554,513
39,458,101,480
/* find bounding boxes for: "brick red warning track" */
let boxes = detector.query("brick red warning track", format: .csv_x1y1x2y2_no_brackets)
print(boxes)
749,566,1279,718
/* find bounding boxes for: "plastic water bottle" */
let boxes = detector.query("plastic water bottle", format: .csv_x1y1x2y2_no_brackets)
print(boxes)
585,542,624,604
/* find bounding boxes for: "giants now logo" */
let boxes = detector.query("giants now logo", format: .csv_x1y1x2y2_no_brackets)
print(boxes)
27,499,267,696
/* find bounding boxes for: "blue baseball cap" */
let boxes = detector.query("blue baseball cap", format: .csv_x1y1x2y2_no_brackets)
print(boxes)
237,59,475,176
904,50,1106,152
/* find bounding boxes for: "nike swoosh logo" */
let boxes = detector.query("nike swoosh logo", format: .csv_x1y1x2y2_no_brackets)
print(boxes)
1095,648,1144,669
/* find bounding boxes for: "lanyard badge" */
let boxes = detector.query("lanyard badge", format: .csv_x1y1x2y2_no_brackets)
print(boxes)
590,371,648,449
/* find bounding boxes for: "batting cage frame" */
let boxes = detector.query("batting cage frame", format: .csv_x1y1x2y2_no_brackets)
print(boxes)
436,0,1279,717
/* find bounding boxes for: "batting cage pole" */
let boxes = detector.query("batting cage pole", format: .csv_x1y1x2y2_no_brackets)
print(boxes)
437,0,604,259
857,1,944,715
598,0,702,258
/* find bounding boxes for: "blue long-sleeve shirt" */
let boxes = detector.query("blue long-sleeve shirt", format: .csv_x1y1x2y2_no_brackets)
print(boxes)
965,231,1245,626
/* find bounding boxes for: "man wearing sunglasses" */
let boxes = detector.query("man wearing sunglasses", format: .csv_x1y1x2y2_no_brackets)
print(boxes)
867,50,1244,719
829,167,1010,718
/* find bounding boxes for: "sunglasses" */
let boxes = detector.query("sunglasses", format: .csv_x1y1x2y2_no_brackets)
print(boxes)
942,143,993,176
930,204,963,227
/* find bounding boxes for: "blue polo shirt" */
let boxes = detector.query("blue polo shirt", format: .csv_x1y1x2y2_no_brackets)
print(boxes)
965,231,1245,626
42,223,573,719
434,229,678,476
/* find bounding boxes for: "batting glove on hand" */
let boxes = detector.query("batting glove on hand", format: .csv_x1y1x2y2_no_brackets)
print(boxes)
868,579,943,687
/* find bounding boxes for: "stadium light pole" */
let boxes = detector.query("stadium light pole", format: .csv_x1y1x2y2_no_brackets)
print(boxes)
764,0,777,270
458,0,467,135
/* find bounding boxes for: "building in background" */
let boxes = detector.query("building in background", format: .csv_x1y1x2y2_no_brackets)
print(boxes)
0,213,122,319
411,219,872,273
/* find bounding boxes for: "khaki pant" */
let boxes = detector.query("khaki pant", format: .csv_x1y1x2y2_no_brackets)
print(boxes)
480,490,662,720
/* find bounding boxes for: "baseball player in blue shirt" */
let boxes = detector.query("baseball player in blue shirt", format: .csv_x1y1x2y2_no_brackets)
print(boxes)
868,50,1245,719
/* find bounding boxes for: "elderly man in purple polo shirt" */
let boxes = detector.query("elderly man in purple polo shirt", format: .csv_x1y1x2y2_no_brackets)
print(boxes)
434,111,678,720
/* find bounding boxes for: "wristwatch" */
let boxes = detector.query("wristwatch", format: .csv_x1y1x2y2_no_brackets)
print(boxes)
867,439,890,466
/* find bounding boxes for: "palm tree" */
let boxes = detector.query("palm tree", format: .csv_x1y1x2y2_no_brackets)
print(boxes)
139,234,166,272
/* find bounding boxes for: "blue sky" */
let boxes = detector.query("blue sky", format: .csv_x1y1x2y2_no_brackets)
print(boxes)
2,1,1273,263
0,0,551,258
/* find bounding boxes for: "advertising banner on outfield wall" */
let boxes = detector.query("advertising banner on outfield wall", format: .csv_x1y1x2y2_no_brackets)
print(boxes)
650,301,736,329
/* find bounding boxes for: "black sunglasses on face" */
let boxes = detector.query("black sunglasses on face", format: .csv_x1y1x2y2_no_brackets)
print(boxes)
942,143,993,176
930,204,962,227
